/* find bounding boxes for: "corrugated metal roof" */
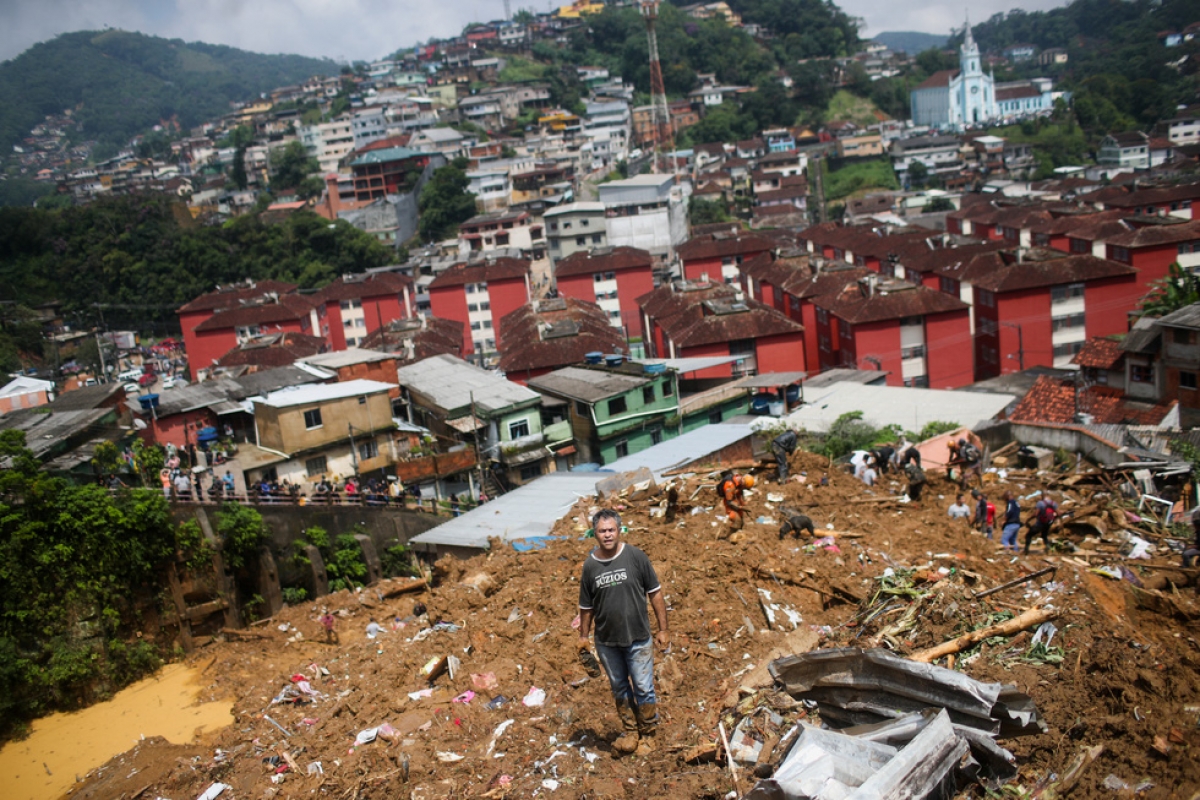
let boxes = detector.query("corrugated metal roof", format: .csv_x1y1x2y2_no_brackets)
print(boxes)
395,354,541,415
786,383,1015,433
408,472,599,549
633,356,741,372
528,366,650,403
604,422,754,480
254,379,395,408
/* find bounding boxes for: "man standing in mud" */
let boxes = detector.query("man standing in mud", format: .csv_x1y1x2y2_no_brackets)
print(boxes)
578,508,670,756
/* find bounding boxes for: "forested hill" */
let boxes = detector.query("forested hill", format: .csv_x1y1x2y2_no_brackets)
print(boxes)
872,32,949,55
0,30,337,154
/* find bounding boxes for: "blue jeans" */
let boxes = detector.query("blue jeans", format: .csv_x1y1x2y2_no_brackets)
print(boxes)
595,638,656,706
1001,523,1020,551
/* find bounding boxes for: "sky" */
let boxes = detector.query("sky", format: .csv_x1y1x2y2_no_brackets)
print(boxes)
1,0,1072,64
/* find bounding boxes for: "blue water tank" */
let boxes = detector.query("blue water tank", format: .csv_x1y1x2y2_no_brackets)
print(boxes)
605,354,623,367
585,351,603,364
750,396,771,415
138,394,160,410
643,363,666,375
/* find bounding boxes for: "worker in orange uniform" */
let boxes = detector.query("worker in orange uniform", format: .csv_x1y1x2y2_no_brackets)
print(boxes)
718,472,755,532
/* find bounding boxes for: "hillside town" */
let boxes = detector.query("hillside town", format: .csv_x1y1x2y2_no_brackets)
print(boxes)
3,2,1200,799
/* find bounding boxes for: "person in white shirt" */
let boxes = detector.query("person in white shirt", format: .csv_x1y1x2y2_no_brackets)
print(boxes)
948,494,972,519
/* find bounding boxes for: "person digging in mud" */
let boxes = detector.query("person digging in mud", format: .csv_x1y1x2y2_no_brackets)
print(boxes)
320,609,337,644
904,461,927,504
718,472,754,532
947,438,982,488
771,429,799,483
577,508,670,756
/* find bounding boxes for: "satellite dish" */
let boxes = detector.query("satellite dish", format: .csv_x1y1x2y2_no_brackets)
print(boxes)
133,418,147,430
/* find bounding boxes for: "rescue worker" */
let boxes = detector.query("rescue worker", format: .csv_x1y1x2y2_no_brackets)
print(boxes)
771,429,799,483
718,472,755,532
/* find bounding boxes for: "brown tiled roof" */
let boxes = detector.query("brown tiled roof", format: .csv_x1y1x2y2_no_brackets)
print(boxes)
1009,375,1175,425
897,240,1009,276
1072,337,1124,369
428,257,531,288
916,69,958,90
971,253,1136,293
1065,218,1135,243
554,247,653,279
1104,218,1200,248
637,281,803,347
811,278,968,324
931,250,1010,283
694,181,725,195
789,263,872,299
316,272,413,303
995,85,1041,101
1027,208,1124,235
497,297,626,374
194,293,316,331
359,315,464,363
1096,182,1200,209
691,222,743,237
677,231,776,262
215,333,327,368
756,185,809,203
177,280,298,314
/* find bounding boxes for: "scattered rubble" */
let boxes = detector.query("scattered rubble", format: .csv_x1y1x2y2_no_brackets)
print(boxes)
66,451,1200,799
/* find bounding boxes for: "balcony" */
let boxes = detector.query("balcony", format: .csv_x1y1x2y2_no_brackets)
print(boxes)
394,448,477,483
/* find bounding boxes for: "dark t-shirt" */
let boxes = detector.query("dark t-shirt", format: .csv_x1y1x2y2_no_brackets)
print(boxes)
579,543,661,648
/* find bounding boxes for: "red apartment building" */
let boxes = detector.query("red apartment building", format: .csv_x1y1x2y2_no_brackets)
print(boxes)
677,231,778,285
183,293,316,381
637,280,805,379
497,297,626,385
1102,218,1200,297
810,274,972,388
1079,182,1200,220
314,272,415,349
428,257,532,361
177,280,299,379
970,251,1138,379
553,247,655,338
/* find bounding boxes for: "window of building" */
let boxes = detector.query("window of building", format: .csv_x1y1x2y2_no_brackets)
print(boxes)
840,323,853,340
483,320,493,329
593,273,604,282
1174,328,1193,344
520,463,543,482
613,440,629,458
1110,246,1131,264
604,272,615,281
642,385,655,404
306,455,327,477
359,439,379,460
708,409,723,424
903,376,930,388
608,396,627,416
901,345,926,359
819,334,831,353
580,219,589,227
575,400,589,417
939,277,958,295
1052,313,1086,331
1052,341,1084,358
509,418,530,439
1050,283,1085,303
471,321,482,330
468,303,479,312
1070,238,1089,254
816,308,828,325
662,379,674,397
978,289,994,308
592,234,604,244
1181,371,1198,390
303,409,323,429
651,428,663,445
1131,364,1154,383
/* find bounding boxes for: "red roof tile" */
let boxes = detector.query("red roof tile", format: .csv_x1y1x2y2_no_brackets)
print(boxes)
359,315,464,364
1103,218,1200,248
677,231,777,263
554,246,653,279
971,253,1136,293
1009,375,1175,425
316,272,413,303
915,69,958,90
637,281,803,347
428,257,531,289
215,332,326,368
810,277,968,324
1071,337,1124,369
194,293,316,331
177,280,299,314
497,297,626,374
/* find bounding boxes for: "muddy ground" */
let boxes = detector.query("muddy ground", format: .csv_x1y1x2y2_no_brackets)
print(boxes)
67,452,1200,799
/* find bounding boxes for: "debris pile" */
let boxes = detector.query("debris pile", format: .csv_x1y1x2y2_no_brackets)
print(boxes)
65,450,1200,800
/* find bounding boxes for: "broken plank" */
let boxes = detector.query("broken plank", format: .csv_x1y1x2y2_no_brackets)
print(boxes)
911,606,1059,663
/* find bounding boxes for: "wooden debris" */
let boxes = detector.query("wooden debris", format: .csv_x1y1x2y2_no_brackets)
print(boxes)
682,740,721,764
974,566,1057,599
911,606,1059,663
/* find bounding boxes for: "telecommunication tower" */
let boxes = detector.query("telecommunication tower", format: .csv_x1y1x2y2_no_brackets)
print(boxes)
639,1,674,171
504,0,512,21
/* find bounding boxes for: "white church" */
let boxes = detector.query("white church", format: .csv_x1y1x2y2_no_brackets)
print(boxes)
910,21,1058,129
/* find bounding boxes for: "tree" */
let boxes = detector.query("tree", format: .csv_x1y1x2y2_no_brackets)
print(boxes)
418,157,478,242
907,160,929,188
231,145,248,190
271,141,320,192
689,197,731,226
1139,263,1200,317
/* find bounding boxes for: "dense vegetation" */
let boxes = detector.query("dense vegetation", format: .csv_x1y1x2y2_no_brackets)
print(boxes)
0,194,395,338
0,30,336,157
0,431,179,737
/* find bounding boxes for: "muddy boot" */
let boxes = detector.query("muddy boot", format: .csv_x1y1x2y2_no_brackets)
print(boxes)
635,702,658,754
612,699,639,754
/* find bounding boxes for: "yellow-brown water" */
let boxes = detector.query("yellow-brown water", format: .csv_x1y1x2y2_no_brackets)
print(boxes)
0,662,233,800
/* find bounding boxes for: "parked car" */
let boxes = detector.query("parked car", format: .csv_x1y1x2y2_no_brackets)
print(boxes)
162,376,186,390
123,382,140,394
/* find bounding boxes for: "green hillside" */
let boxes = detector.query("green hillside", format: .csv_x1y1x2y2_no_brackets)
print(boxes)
0,30,337,154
